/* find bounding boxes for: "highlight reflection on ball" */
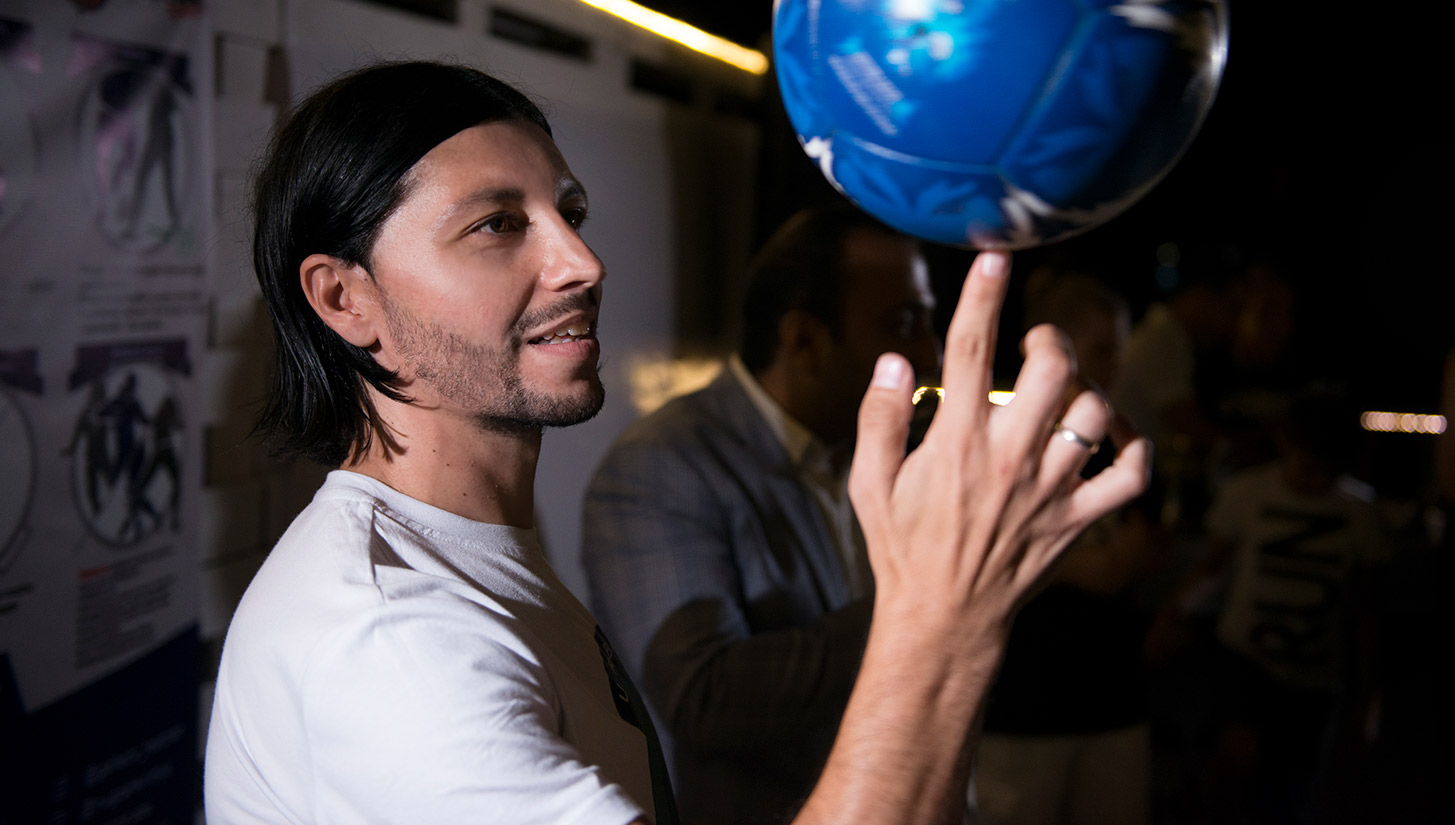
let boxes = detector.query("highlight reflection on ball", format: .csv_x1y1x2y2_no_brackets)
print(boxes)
773,0,1228,250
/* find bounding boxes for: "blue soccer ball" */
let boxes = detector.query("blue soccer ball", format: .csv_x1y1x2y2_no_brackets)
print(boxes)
773,0,1228,249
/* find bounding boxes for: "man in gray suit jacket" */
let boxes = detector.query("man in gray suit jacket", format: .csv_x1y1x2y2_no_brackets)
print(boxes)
583,203,943,825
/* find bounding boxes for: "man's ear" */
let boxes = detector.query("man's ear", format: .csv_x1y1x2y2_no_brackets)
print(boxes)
777,309,836,375
300,253,379,348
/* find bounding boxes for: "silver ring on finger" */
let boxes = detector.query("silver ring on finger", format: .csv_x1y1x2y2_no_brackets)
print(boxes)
1052,425,1100,454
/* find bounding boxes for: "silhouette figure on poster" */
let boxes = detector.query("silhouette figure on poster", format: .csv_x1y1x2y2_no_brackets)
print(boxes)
136,395,181,532
64,381,111,515
65,369,183,545
88,57,188,250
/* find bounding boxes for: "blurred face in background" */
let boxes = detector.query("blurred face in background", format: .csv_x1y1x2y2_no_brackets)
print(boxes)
817,229,940,445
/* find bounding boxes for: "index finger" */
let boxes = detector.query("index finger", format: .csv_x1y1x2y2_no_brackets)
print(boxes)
934,250,1010,433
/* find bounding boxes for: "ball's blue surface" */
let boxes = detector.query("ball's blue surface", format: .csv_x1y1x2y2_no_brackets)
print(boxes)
773,0,1228,249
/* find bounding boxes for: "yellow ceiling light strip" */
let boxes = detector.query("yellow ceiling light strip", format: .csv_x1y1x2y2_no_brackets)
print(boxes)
578,0,769,74
912,387,1017,406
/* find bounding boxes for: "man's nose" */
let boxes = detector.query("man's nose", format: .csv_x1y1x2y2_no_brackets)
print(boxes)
540,218,605,292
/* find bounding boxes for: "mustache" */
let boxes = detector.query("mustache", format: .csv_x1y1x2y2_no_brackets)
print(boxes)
515,290,600,336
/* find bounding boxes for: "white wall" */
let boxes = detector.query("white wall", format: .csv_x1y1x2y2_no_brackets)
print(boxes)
201,0,763,644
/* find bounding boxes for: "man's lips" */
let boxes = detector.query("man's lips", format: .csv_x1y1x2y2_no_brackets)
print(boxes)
528,320,595,345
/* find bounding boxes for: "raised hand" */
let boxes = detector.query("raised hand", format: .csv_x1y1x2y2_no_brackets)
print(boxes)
851,249,1151,634
792,250,1150,825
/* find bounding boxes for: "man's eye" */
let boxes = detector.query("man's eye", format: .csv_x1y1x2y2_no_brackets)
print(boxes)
478,213,524,234
563,208,588,230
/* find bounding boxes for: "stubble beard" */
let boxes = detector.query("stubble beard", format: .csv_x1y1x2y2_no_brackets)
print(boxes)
382,297,605,435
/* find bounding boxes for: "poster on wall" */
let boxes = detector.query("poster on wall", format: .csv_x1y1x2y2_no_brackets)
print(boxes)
0,2,209,823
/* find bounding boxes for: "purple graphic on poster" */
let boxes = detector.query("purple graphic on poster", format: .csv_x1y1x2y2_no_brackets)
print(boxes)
68,36,195,252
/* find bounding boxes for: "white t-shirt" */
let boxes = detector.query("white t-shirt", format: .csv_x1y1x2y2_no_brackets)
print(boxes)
1205,464,1387,692
205,471,657,825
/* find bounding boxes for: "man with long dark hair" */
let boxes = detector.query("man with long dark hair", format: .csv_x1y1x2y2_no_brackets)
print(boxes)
204,60,1148,825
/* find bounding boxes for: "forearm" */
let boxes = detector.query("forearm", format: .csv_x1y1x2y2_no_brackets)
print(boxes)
792,608,1002,825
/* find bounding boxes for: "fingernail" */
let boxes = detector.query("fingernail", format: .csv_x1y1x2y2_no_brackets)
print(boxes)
980,250,1008,279
871,355,907,389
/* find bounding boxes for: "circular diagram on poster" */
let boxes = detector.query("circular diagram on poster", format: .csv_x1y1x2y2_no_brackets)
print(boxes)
77,58,192,252
0,61,38,238
68,364,185,547
0,387,35,572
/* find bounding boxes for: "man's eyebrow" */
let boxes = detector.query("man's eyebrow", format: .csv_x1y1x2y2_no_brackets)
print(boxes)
433,186,525,233
558,177,588,205
439,180,586,228
453,186,526,212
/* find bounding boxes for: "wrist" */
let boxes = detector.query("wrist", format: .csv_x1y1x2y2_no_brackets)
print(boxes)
804,611,1002,825
862,598,1009,702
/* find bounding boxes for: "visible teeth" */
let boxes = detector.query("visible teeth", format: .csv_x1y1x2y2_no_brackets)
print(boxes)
537,324,590,344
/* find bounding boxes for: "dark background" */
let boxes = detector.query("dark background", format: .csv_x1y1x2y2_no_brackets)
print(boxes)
645,0,1450,495
648,0,1449,394
643,8,1449,820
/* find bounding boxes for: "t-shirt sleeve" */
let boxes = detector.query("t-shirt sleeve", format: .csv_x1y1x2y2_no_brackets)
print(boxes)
300,595,647,825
